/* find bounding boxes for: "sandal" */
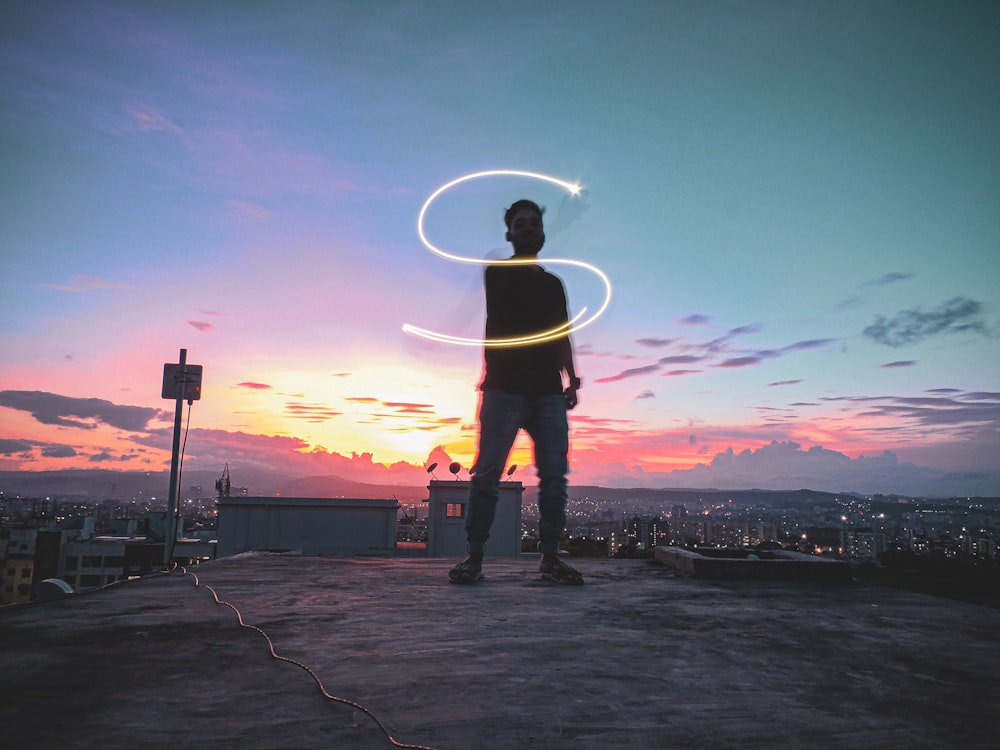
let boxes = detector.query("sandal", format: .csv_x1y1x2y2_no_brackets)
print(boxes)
448,558,484,584
539,557,584,585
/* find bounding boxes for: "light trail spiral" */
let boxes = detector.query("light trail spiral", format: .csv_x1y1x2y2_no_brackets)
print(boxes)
402,169,611,347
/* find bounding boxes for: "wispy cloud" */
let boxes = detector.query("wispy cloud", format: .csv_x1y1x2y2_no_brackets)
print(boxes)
714,356,761,369
864,272,915,288
594,364,661,384
381,401,436,415
768,380,802,387
597,338,837,381
714,338,838,369
188,321,214,331
126,103,182,133
835,272,915,310
635,337,674,348
677,313,711,327
863,297,987,347
226,198,272,224
820,391,1000,430
284,402,342,421
880,361,916,368
236,382,272,390
658,355,704,365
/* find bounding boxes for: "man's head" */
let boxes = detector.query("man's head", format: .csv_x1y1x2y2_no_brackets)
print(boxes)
504,199,545,257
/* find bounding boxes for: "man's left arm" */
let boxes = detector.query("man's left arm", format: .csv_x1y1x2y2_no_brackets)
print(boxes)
551,277,580,409
560,336,580,410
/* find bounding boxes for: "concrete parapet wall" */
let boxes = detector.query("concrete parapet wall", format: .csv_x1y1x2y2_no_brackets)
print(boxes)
654,546,852,582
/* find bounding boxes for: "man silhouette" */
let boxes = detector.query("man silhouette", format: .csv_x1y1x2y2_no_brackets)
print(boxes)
448,199,583,585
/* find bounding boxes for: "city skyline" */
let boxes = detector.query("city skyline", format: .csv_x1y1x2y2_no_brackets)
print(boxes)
2,1,998,497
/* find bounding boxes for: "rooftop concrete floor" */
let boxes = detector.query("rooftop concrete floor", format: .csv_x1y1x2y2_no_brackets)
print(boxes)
2,553,998,750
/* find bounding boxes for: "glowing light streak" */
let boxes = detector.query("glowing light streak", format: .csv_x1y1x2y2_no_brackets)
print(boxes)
402,169,612,347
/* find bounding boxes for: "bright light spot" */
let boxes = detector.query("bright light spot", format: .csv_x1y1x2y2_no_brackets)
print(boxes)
403,169,611,347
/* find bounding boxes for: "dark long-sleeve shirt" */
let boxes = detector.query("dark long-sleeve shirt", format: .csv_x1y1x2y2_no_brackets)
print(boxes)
479,263,571,395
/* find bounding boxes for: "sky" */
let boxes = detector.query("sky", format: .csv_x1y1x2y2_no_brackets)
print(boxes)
2,0,998,497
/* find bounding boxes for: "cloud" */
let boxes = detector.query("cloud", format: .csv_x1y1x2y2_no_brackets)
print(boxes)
148,427,438,486
714,356,761,369
636,337,674,347
188,320,214,331
89,452,114,462
835,272,914,310
0,438,78,459
226,199,272,223
864,272,915,288
236,382,273,390
42,444,78,458
768,380,802,387
592,439,1000,496
677,314,711,326
46,274,132,293
284,402,343,421
714,338,838,369
594,364,662,383
819,391,1000,431
863,296,987,347
780,338,838,352
880,361,916,368
126,103,182,133
663,369,701,377
381,401,435,414
635,390,656,400
0,439,34,454
658,355,703,365
0,391,160,431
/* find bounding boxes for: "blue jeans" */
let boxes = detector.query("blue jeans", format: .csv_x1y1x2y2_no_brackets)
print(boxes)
466,389,569,557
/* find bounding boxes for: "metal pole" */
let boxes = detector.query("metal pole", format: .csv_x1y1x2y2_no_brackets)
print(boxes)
164,348,186,567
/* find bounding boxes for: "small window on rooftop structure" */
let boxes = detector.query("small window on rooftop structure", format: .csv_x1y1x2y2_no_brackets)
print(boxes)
446,503,465,518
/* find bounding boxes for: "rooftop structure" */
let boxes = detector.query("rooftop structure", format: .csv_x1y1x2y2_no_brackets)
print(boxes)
2,554,998,749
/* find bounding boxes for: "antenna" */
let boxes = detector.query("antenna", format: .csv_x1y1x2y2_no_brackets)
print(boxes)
449,461,462,480
426,462,439,480
216,463,231,498
506,464,517,478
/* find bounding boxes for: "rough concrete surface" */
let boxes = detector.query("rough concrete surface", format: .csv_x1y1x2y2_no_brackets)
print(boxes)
2,554,998,749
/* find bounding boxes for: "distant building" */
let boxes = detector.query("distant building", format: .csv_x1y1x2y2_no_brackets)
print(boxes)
62,537,214,589
842,528,888,560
